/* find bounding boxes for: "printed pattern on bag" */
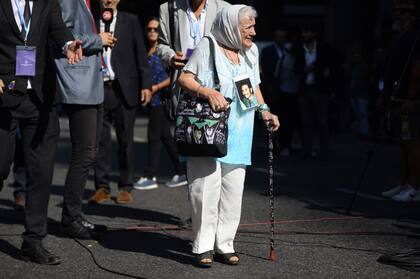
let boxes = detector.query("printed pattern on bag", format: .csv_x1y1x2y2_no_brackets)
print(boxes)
175,93,230,156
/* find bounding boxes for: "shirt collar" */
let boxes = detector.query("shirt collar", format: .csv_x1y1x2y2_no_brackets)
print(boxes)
187,0,208,19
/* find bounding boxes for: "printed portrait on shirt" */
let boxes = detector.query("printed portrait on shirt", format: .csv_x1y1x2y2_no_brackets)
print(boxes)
234,75,258,111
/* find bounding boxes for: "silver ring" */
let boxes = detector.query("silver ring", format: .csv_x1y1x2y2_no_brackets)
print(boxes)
215,105,220,109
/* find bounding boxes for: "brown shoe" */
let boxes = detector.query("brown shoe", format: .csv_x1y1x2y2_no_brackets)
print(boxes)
14,192,26,211
116,190,133,204
88,188,111,204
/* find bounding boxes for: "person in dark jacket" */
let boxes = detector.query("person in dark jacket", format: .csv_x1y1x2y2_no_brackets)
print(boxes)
295,25,334,159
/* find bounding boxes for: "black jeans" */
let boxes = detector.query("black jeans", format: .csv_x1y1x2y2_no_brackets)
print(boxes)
144,105,184,178
62,104,102,225
299,87,330,156
95,81,136,190
12,129,27,195
0,92,59,245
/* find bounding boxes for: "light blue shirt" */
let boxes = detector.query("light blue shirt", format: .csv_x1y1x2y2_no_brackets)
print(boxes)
185,0,207,49
184,36,260,165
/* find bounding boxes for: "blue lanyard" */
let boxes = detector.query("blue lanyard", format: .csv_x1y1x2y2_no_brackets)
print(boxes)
15,0,31,42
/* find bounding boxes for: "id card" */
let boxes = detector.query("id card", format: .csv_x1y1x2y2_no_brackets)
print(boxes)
185,48,194,60
234,74,258,111
16,46,36,77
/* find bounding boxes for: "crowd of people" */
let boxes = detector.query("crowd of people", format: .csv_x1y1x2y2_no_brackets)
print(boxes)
0,0,278,268
258,8,420,203
0,0,418,269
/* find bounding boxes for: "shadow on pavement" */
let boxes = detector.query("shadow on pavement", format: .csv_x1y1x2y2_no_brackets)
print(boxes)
82,203,183,226
98,230,193,265
0,239,22,262
0,201,24,225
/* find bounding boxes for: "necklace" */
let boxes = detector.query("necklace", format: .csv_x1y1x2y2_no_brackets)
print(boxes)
222,47,240,65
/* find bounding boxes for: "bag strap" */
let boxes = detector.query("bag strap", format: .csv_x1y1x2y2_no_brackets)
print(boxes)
168,0,175,50
205,36,220,90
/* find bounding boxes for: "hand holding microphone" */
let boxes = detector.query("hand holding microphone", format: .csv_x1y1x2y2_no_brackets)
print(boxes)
101,8,116,50
100,32,116,48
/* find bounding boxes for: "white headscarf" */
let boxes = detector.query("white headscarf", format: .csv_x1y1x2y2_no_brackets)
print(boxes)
210,5,247,51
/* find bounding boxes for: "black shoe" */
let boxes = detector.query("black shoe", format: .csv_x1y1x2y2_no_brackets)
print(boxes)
21,242,61,265
78,216,107,232
60,220,94,239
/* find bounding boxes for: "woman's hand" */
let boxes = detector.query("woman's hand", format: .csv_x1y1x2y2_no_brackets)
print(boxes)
262,111,280,132
178,72,228,111
0,79,4,96
207,89,230,112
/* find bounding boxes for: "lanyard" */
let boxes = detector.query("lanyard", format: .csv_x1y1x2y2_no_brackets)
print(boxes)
15,0,31,42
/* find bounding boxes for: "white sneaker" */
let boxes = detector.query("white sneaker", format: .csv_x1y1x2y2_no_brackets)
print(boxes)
391,186,418,202
165,175,188,188
381,185,403,198
134,177,158,190
411,191,420,202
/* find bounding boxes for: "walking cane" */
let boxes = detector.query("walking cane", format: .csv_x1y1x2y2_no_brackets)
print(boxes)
267,125,277,261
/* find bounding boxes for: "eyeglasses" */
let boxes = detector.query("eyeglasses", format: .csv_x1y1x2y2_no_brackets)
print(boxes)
147,27,158,33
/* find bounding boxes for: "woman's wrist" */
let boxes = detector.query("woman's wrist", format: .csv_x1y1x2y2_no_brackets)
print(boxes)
195,84,204,98
258,103,270,118
194,86,214,100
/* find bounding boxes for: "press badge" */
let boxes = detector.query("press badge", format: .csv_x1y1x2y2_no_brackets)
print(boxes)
185,48,194,60
16,46,36,77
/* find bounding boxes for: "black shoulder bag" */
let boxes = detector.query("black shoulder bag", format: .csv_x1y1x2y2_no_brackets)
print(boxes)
174,37,231,157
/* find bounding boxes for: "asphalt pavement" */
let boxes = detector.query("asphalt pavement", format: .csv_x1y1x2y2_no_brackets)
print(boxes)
0,116,420,279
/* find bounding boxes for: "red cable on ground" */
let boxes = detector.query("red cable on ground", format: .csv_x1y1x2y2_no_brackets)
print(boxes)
116,216,364,232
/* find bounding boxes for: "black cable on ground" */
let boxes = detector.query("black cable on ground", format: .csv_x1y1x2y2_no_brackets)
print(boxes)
346,140,377,214
73,239,147,279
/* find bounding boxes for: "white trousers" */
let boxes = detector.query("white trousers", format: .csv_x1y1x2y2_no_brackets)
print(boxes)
187,157,246,254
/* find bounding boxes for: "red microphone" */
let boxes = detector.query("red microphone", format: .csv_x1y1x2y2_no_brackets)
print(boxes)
101,8,114,50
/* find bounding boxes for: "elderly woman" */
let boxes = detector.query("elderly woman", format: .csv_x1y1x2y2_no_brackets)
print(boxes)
178,5,280,267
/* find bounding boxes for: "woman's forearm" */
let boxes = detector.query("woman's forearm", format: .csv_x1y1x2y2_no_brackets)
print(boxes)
178,72,214,100
255,86,266,104
152,77,171,95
